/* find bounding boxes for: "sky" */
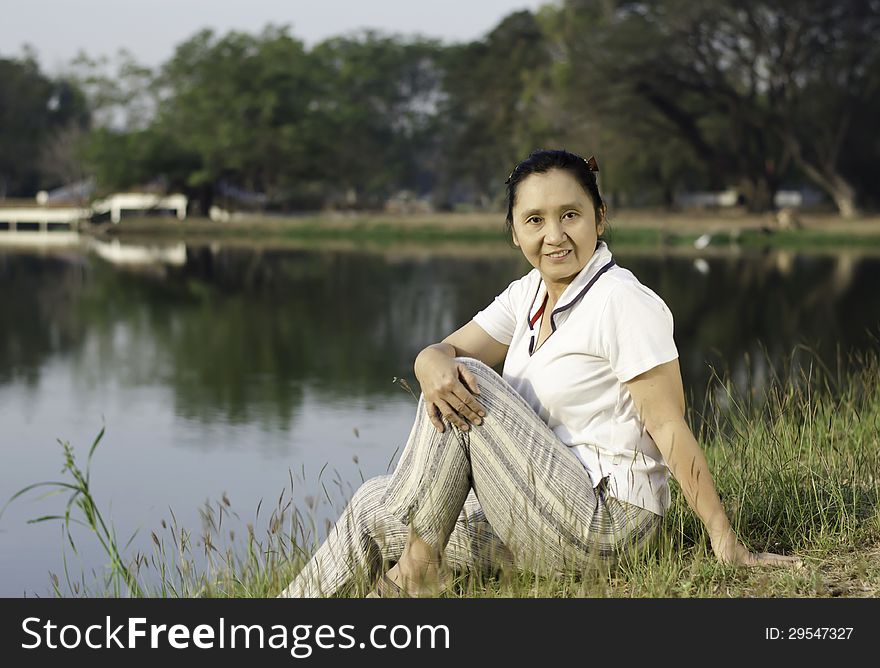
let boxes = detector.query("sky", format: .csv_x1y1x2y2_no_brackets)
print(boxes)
1,0,551,72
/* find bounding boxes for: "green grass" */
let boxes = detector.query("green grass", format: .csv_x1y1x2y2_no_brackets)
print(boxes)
733,228,880,249
609,226,880,250
5,351,880,598
274,222,509,244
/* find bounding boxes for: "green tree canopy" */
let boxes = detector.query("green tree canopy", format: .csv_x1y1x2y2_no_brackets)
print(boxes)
436,10,555,208
6,2,879,215
0,54,89,197
151,26,318,212
306,32,446,207
547,0,880,215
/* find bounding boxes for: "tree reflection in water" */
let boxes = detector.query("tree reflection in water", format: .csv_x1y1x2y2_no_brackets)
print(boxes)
1,244,879,436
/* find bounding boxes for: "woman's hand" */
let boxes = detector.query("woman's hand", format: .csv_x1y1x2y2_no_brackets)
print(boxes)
711,530,803,568
414,345,486,433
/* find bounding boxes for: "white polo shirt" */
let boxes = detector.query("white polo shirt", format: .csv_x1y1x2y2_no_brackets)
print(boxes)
472,241,678,515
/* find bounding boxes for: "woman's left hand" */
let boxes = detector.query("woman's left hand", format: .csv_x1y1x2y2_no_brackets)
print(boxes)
712,531,803,568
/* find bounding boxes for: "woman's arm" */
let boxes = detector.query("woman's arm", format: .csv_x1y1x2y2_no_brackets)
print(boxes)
414,321,508,433
625,359,801,567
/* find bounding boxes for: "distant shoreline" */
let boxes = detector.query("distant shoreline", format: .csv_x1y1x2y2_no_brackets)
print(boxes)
80,210,880,251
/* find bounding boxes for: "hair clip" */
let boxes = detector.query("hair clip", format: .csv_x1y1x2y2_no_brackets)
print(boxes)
585,155,599,173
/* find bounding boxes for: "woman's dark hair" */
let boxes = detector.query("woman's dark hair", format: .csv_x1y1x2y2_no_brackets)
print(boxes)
504,149,608,240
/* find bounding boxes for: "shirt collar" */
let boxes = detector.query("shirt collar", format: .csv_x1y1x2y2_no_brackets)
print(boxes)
527,241,614,327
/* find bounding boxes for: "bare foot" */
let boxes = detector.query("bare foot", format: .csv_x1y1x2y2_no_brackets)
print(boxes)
367,529,451,597
378,558,450,597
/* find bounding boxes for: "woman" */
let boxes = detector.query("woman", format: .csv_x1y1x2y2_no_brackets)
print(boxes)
280,149,801,598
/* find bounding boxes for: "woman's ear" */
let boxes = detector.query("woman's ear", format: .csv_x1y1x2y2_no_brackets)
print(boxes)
596,204,607,236
511,227,520,248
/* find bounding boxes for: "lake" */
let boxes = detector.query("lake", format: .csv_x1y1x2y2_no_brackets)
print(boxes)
1,240,879,596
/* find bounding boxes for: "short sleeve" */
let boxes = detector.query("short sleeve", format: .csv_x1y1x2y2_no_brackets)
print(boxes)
471,276,528,346
599,281,679,382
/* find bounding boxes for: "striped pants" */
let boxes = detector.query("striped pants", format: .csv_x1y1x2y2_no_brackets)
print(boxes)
279,358,661,597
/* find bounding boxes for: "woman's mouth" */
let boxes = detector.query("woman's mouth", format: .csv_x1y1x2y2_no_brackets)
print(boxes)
545,249,571,259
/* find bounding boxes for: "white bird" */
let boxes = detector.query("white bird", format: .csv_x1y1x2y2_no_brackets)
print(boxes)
694,233,712,250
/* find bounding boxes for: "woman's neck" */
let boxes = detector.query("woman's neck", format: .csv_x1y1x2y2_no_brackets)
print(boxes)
543,280,570,305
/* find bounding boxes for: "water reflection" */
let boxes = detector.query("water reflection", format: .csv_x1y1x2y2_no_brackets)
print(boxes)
622,249,880,401
2,244,879,427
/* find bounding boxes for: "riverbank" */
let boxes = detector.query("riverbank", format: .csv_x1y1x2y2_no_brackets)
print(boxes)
82,209,880,251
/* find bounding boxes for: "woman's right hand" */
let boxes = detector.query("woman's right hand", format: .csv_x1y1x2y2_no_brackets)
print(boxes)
414,345,486,433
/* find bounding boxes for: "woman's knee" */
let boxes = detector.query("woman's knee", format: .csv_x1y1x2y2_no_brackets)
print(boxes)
347,475,390,520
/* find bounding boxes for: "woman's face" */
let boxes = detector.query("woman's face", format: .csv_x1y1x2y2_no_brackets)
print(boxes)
510,168,604,297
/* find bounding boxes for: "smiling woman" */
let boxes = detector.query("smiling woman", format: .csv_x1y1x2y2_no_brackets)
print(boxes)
506,154,607,353
279,148,802,599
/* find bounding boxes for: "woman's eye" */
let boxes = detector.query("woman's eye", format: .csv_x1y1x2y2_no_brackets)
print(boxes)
564,211,578,219
527,216,542,225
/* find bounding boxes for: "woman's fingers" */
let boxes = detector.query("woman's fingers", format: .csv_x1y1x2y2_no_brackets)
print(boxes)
458,364,482,397
425,402,446,433
425,366,487,432
455,365,487,421
718,543,803,569
754,552,803,568
731,551,802,568
449,386,485,426
434,398,471,432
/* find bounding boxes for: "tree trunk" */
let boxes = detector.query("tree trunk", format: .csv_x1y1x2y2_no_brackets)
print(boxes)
801,163,859,218
190,183,213,218
782,134,859,218
662,184,675,210
828,178,858,219
741,176,777,212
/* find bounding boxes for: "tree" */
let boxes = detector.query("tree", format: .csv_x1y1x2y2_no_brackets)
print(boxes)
551,0,880,215
66,49,157,132
151,26,319,213
544,1,706,208
0,53,89,197
67,50,188,200
436,11,555,209
751,0,880,217
307,32,446,207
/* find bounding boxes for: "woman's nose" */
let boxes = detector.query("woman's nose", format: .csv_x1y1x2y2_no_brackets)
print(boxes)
544,219,565,244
